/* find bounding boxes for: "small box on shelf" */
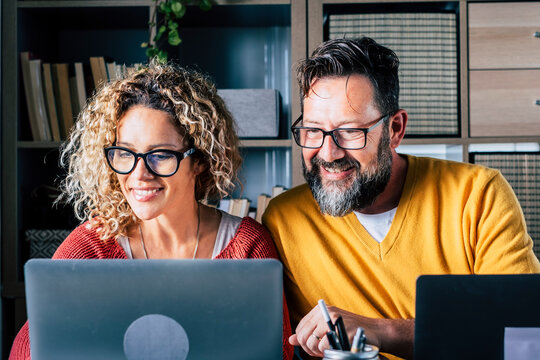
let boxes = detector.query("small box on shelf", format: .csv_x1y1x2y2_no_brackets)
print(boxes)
218,89,281,138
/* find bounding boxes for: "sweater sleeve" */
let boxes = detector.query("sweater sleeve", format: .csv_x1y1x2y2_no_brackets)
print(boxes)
216,217,294,360
8,323,30,360
9,223,126,360
470,171,540,273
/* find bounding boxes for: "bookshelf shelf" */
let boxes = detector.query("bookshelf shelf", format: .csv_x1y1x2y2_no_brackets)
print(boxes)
240,139,292,148
18,0,155,8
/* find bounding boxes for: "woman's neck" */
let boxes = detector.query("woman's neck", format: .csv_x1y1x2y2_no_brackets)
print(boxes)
130,202,221,259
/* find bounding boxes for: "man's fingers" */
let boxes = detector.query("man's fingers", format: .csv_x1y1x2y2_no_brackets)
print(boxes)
304,332,324,357
318,334,330,354
289,334,299,346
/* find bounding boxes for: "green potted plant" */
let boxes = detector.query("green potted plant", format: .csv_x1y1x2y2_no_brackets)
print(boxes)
142,0,213,62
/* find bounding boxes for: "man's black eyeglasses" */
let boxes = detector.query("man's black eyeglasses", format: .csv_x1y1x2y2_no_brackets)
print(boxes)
104,146,196,177
291,114,389,150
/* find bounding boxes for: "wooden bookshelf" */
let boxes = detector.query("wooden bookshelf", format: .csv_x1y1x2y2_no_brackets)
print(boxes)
1,0,305,356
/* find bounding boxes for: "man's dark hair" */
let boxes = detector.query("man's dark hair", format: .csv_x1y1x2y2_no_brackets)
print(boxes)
296,37,400,116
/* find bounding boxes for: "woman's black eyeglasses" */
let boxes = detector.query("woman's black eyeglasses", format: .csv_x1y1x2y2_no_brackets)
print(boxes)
104,146,196,177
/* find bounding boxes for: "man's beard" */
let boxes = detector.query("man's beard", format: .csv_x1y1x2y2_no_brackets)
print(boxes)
304,127,393,217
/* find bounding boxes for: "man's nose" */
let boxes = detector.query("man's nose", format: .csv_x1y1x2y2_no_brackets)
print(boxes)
317,133,346,163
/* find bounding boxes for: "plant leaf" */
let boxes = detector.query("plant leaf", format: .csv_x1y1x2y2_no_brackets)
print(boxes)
155,25,167,42
158,1,168,13
145,47,156,58
168,29,182,46
168,20,179,30
170,1,185,18
141,42,148,48
157,50,168,63
199,0,212,11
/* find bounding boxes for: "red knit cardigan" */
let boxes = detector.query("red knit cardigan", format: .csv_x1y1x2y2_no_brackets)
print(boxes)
10,217,294,360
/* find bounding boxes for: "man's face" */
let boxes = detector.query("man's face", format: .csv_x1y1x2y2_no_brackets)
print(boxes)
302,75,393,216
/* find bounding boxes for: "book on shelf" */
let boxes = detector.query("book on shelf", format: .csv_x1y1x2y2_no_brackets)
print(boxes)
255,194,271,223
20,52,52,141
271,186,286,198
89,56,108,92
70,62,87,117
255,185,288,223
29,59,53,141
41,63,61,142
52,63,74,139
106,61,118,81
228,198,251,217
217,198,251,217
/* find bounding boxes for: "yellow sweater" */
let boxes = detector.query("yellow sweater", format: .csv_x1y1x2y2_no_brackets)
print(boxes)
263,155,540,358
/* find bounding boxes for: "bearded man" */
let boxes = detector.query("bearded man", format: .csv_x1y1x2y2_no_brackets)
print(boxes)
262,37,540,360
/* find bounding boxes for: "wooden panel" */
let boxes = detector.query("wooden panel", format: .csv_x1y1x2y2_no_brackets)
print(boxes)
469,2,540,69
469,70,540,137
291,0,306,187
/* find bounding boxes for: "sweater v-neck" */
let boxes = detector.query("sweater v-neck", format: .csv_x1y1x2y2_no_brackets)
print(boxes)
342,155,417,260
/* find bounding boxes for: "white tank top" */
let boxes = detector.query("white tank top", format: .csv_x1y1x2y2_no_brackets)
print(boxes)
117,210,242,259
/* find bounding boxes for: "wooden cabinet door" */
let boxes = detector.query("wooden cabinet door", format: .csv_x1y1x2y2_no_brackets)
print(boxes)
469,2,540,69
469,69,540,137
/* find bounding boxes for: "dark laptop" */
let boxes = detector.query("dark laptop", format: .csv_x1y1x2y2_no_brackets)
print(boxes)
25,259,283,360
414,274,540,360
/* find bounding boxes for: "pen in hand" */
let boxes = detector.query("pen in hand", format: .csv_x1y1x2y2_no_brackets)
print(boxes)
318,299,335,331
335,316,350,350
326,330,342,350
318,299,342,350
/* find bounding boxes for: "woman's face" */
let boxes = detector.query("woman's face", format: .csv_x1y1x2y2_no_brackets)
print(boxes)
114,105,200,221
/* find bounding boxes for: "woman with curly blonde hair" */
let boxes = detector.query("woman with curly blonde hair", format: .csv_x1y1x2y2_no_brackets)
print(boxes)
10,61,293,360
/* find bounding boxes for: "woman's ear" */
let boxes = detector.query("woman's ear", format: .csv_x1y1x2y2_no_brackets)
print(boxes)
191,156,207,176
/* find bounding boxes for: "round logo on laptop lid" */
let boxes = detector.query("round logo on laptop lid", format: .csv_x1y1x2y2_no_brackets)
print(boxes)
124,314,189,360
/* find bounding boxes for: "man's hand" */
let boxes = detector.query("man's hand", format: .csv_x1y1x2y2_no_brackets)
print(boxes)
289,304,414,359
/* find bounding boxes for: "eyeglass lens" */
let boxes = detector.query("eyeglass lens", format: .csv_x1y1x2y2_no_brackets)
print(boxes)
107,149,179,176
295,128,366,149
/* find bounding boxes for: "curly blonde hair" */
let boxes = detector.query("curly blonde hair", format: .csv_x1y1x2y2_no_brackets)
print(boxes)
58,61,242,240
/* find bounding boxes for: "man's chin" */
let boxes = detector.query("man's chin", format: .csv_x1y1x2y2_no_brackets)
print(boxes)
320,176,354,192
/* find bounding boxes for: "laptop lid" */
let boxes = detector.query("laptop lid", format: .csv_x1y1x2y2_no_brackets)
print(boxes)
414,274,540,360
25,259,283,360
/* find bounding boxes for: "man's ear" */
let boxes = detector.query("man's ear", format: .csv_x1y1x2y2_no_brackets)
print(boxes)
388,109,408,149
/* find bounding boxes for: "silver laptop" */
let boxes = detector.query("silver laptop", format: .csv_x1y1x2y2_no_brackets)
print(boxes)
25,259,283,360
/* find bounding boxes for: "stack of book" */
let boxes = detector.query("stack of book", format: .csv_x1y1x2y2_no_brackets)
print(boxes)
328,12,459,136
470,152,540,258
20,52,139,141
255,186,286,223
217,185,287,222
218,198,252,218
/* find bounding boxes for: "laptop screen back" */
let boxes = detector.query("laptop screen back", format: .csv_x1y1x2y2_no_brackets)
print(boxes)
25,259,283,360
415,274,540,360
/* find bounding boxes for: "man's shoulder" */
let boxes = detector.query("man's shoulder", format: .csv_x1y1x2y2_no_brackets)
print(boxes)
262,183,317,224
410,155,500,180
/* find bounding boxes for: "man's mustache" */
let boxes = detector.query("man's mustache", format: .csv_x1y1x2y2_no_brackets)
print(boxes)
310,156,361,174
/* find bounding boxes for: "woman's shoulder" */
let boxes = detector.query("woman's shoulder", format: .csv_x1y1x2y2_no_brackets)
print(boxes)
53,222,127,259
217,217,278,260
